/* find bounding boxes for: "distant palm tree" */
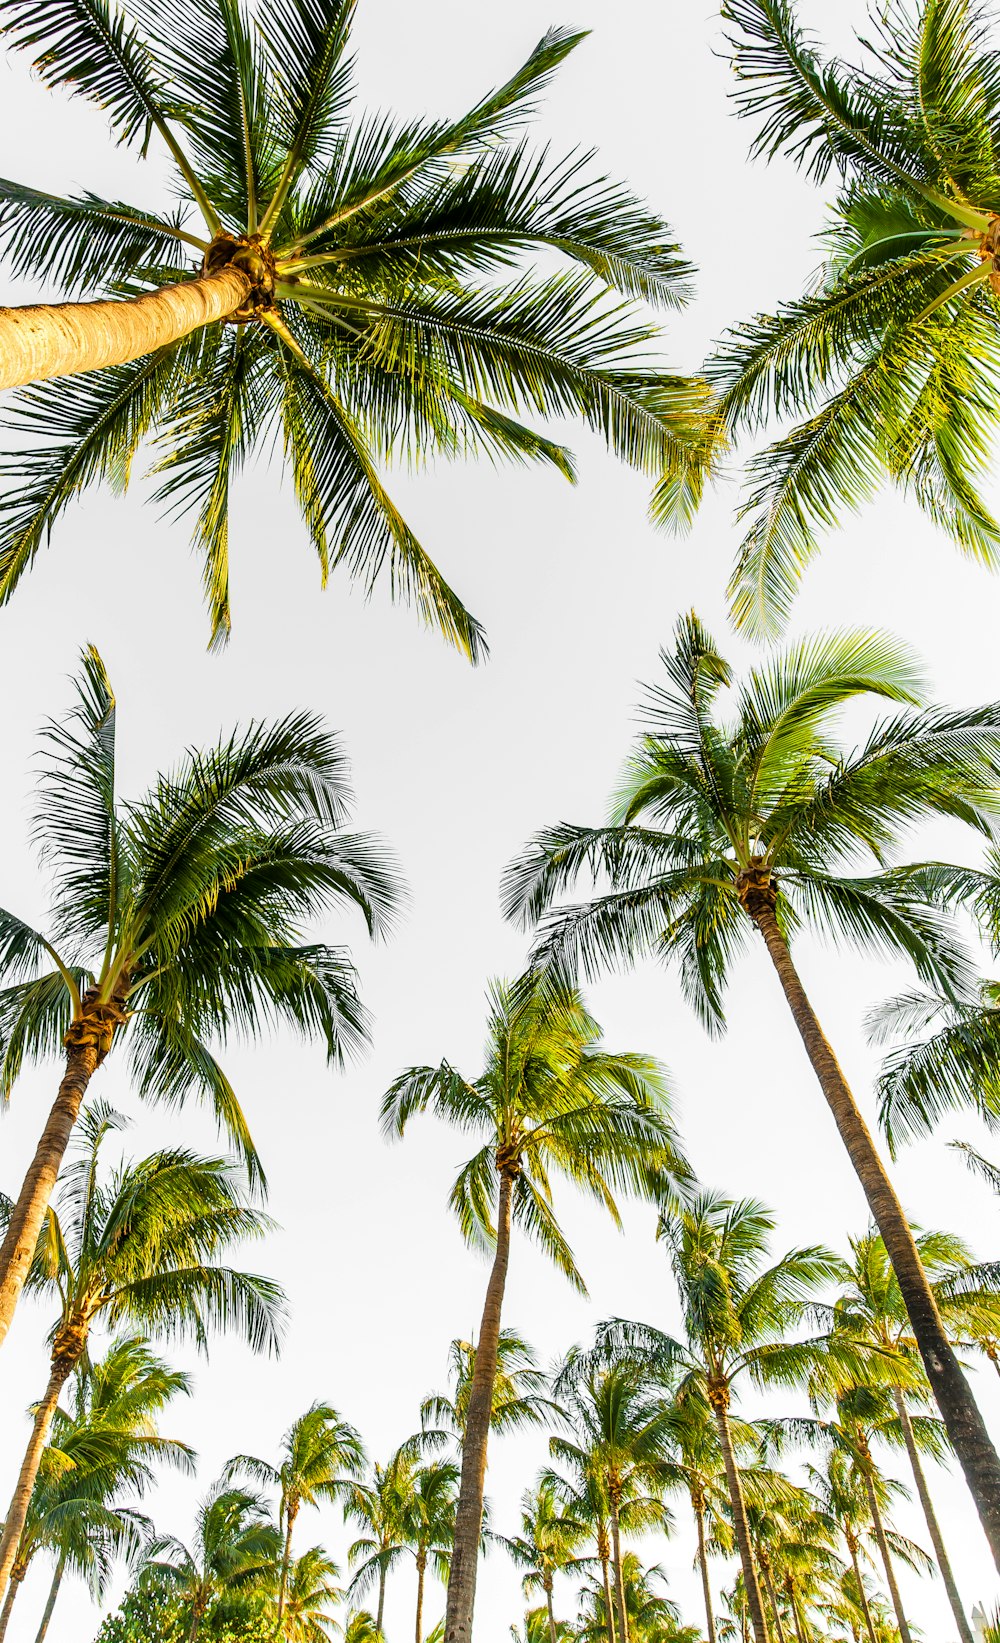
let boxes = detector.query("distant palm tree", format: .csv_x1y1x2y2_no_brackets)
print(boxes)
346,1448,415,1634
0,1101,284,1598
0,644,398,1349
711,0,1000,635
541,1446,619,1643
0,3,712,648
279,1546,343,1643
420,1331,558,1454
381,973,686,1643
144,1477,279,1641
496,1476,588,1643
399,1460,459,1643
504,611,1000,1565
227,1402,364,1635
654,1388,745,1643
575,1552,699,1643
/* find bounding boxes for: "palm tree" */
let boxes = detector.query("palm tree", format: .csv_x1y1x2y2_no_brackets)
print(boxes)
541,1448,618,1643
399,1460,458,1643
279,1546,343,1643
503,611,1000,1565
144,1477,279,1641
346,1448,415,1634
420,1330,558,1454
381,972,686,1643
551,1359,674,1643
0,644,398,1349
576,1554,699,1643
710,0,1000,636
0,1100,284,1598
227,1403,364,1635
496,1477,587,1643
654,1387,743,1643
0,4,713,650
587,1194,842,1643
8,1337,193,1643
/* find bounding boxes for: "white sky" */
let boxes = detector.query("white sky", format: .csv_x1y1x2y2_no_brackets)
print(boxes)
1,2,999,1639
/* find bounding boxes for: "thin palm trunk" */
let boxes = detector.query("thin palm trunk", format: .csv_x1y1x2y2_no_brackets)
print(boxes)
862,1472,911,1643
275,1505,297,1638
377,1559,387,1635
599,1538,617,1643
693,1495,718,1643
444,1168,514,1643
33,1555,65,1643
748,897,1000,1569
0,267,252,391
0,1564,26,1642
415,1551,426,1643
609,1491,629,1643
786,1585,807,1643
846,1536,878,1643
545,1579,558,1643
0,1356,74,1597
760,1560,787,1643
891,1387,972,1643
0,1044,97,1351
710,1392,770,1643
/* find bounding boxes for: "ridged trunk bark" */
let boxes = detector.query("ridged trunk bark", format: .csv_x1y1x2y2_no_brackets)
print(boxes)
891,1387,972,1643
33,1555,65,1643
0,267,252,390
862,1470,911,1643
0,1349,76,1597
709,1386,770,1643
415,1550,426,1643
693,1493,718,1643
609,1488,629,1643
444,1169,514,1643
845,1533,877,1643
747,895,1000,1569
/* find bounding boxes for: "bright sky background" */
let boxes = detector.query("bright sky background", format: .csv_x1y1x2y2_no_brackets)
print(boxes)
1,2,1000,1639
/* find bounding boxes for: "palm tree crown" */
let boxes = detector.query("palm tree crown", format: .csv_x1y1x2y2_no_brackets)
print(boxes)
0,0,714,650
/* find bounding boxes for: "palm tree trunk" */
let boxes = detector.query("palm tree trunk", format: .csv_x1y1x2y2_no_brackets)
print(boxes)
415,1551,426,1643
786,1587,807,1643
545,1578,558,1643
609,1490,629,1643
709,1389,770,1643
377,1560,387,1636
760,1561,787,1643
444,1168,514,1643
846,1536,878,1643
599,1540,617,1643
0,1044,97,1351
0,1563,26,1642
862,1472,911,1643
275,1506,296,1638
891,1387,972,1643
33,1555,65,1643
693,1496,718,1643
0,267,252,390
0,1353,75,1597
747,896,1000,1569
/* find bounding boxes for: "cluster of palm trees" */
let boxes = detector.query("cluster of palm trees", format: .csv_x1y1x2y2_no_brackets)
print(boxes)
2,0,1000,1636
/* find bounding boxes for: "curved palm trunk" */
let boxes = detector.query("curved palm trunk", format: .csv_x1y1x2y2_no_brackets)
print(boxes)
0,1349,77,1597
708,1389,770,1643
747,897,1000,1569
544,1577,558,1643
608,1490,629,1643
845,1535,877,1643
415,1550,426,1643
861,1472,911,1643
444,1169,514,1643
33,1555,65,1643
0,267,252,390
0,1044,97,1350
693,1494,718,1643
891,1387,972,1643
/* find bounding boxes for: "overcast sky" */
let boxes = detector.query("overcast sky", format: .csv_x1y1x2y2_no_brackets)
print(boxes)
1,2,999,1639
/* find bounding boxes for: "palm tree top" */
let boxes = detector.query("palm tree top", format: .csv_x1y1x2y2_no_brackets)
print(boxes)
0,0,714,651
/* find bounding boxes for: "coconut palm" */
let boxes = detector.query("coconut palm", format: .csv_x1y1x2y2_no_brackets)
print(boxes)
654,1388,738,1643
503,611,1000,1565
0,2,714,652
399,1460,458,1643
551,1359,674,1643
226,1402,364,1635
0,644,398,1350
346,1448,416,1634
575,1553,698,1643
0,1100,284,1598
381,972,686,1643
279,1546,343,1643
541,1446,618,1643
710,0,1000,635
143,1477,279,1641
4,1337,193,1643
585,1194,842,1643
420,1331,559,1454
496,1477,587,1643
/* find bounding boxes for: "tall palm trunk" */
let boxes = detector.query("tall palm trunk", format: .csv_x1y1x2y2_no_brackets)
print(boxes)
608,1486,629,1643
597,1530,617,1643
746,893,1000,1568
693,1492,718,1643
444,1168,514,1643
0,267,252,391
33,1555,65,1643
0,1562,26,1641
275,1503,298,1638
708,1385,770,1643
861,1471,911,1643
845,1534,878,1643
544,1576,558,1643
891,1386,972,1643
759,1558,787,1643
377,1558,387,1636
0,1340,79,1596
784,1581,807,1643
415,1550,426,1643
